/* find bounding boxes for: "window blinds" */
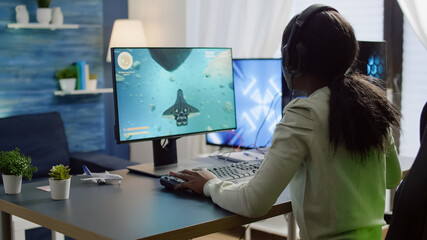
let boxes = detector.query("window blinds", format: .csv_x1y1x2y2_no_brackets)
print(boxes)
399,18,427,157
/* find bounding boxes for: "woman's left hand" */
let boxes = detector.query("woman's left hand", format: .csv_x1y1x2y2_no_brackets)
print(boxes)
170,168,217,195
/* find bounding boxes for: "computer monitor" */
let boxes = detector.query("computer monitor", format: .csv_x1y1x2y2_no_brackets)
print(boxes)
283,40,387,107
111,47,236,176
352,41,387,89
206,58,283,149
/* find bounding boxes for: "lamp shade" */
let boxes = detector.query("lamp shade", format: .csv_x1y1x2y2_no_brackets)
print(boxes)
106,19,147,62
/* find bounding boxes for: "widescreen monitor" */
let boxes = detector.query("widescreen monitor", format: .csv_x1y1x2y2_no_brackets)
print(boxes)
112,47,236,176
206,58,283,149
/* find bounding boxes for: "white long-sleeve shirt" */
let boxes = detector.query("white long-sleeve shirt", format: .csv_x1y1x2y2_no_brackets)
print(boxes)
203,86,401,240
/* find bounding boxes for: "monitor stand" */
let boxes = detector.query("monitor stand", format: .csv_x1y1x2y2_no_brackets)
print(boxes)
127,138,188,177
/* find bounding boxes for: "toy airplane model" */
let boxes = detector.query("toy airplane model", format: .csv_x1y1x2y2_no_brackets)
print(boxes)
80,165,123,185
162,89,200,126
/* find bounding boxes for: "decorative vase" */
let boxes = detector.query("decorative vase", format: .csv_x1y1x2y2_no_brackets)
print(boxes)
49,178,71,200
59,78,76,92
36,8,52,24
15,5,29,24
87,79,97,90
2,174,22,194
51,7,63,25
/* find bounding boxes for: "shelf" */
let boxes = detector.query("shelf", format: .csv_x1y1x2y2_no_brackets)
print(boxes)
54,88,113,96
7,23,79,30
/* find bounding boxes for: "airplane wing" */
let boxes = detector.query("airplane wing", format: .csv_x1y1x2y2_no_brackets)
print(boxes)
162,106,176,119
187,104,200,118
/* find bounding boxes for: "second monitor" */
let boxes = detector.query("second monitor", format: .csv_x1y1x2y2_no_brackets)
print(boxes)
206,58,283,149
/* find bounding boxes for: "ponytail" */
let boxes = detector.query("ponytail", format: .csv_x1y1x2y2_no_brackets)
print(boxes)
328,74,400,161
281,9,402,161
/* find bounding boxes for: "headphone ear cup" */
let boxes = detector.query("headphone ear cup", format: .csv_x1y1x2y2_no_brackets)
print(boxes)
295,43,308,75
282,44,290,72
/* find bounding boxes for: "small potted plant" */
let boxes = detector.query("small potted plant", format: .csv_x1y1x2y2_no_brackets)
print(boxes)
87,73,98,90
0,148,38,194
36,0,52,24
55,66,77,92
48,164,71,200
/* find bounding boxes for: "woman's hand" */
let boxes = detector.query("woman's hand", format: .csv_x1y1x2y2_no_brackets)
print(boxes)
170,168,217,195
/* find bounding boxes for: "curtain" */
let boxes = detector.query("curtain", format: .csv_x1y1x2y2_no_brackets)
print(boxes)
186,0,293,58
183,0,294,157
397,0,427,157
398,0,427,49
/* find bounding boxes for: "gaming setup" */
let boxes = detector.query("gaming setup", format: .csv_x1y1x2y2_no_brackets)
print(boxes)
110,41,386,187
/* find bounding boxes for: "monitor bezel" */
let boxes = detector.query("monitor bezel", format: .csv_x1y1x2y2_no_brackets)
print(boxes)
205,57,283,149
352,40,387,90
111,47,237,145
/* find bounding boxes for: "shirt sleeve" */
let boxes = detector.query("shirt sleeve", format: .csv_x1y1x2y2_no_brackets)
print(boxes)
203,99,314,217
385,132,402,189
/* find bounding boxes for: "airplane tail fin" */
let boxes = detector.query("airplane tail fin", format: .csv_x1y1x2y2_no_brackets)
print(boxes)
82,165,92,175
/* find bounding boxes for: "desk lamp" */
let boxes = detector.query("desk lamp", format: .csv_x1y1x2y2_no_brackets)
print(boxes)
106,19,147,62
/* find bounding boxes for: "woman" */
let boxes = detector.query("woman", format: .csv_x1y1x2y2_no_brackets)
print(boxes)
172,4,402,239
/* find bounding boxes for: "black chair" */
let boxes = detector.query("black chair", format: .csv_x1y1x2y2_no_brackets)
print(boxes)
0,111,136,179
0,111,137,240
420,102,427,143
385,102,427,239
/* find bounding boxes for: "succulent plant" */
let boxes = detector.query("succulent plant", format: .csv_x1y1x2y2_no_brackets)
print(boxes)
49,164,71,180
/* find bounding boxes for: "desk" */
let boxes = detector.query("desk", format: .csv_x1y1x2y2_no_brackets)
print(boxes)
0,154,415,239
0,163,292,239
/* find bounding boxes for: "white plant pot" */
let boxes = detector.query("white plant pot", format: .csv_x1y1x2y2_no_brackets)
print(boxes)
59,78,76,92
87,79,97,90
36,8,52,24
49,178,71,200
2,174,22,194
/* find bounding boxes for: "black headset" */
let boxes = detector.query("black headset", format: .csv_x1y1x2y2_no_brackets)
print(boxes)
282,4,338,78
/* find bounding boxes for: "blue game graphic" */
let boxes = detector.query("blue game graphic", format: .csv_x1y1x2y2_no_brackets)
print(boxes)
206,59,283,148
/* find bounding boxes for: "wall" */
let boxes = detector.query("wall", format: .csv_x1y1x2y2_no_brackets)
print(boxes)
102,0,130,159
128,0,187,47
0,0,108,153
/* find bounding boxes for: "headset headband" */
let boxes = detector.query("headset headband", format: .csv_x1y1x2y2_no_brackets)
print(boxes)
282,4,338,76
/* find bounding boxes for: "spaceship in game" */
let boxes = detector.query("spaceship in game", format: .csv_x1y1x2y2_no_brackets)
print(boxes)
162,89,200,126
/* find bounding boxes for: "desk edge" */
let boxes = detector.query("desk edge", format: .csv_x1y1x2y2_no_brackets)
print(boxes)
140,201,292,240
0,199,111,240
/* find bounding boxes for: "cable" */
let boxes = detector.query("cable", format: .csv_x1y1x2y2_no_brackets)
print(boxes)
254,91,283,148
210,150,233,165
225,130,244,151
264,94,284,147
254,92,281,148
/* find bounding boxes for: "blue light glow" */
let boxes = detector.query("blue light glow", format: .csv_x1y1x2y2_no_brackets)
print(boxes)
206,59,282,148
